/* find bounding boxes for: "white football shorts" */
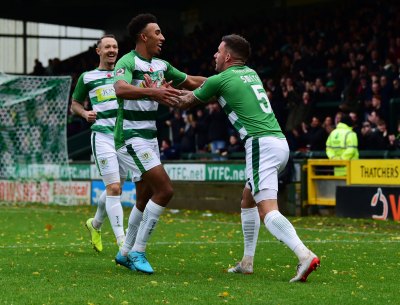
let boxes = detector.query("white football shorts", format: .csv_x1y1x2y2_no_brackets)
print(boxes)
91,132,126,185
244,136,289,201
117,137,161,182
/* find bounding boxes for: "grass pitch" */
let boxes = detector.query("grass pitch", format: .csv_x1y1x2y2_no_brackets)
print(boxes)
0,204,399,305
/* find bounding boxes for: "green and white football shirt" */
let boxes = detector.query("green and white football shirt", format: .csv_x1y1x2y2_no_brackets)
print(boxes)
193,65,285,140
72,69,117,134
113,50,187,149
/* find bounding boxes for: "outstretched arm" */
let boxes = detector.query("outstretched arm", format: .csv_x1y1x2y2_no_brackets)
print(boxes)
175,91,202,110
180,75,206,90
114,80,180,107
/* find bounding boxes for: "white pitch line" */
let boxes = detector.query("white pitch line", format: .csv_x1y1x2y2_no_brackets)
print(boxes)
1,207,398,236
0,239,399,249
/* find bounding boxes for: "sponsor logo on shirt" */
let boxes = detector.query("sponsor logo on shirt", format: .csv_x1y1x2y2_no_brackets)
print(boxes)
96,86,115,101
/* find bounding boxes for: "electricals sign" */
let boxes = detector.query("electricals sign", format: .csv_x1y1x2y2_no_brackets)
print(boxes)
350,160,400,185
336,186,400,221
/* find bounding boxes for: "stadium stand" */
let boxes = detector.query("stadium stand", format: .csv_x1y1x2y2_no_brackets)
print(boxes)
11,0,399,160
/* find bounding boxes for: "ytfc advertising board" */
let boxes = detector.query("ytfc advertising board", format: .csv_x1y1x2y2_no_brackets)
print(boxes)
336,186,400,221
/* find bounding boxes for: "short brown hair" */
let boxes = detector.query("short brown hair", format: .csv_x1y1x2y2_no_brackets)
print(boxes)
97,34,116,47
221,34,251,62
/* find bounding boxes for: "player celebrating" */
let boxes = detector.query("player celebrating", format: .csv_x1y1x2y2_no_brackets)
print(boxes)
113,13,205,274
71,34,126,252
174,34,320,282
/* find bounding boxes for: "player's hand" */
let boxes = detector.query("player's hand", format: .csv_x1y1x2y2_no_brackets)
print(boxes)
143,74,173,89
85,110,97,123
161,79,173,88
152,87,181,107
143,74,156,88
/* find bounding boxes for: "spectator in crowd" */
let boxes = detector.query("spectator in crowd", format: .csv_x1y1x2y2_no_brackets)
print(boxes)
265,78,287,129
366,109,382,129
309,77,326,104
356,76,372,107
221,133,245,159
388,120,400,150
373,119,391,150
206,101,230,159
160,138,179,160
156,106,174,147
379,75,392,113
340,67,361,112
284,84,310,150
300,116,328,151
358,120,382,150
392,78,400,98
165,109,185,151
193,106,209,152
349,111,362,139
180,113,197,154
367,49,382,76
322,115,335,135
31,59,46,76
334,111,344,127
325,57,344,93
324,80,341,102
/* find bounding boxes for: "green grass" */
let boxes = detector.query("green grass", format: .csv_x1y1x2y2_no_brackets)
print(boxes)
0,204,399,305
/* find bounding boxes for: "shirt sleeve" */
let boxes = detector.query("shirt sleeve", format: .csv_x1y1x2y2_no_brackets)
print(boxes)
193,75,220,103
114,56,133,84
72,73,87,102
163,61,187,87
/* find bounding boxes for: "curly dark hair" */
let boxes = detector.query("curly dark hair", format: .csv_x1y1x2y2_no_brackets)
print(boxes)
127,13,158,41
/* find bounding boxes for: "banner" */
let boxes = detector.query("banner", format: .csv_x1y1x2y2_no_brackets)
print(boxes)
336,186,400,221
0,180,91,205
91,180,136,207
164,163,246,182
350,160,400,185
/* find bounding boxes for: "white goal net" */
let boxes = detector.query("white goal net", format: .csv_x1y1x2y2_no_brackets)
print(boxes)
0,73,74,204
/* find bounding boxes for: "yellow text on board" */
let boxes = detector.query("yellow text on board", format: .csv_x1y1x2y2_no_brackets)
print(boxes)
350,159,400,185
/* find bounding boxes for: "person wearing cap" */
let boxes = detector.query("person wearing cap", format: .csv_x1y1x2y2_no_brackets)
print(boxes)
325,113,359,176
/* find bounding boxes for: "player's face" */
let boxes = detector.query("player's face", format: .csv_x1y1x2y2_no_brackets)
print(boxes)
97,37,118,67
143,23,165,57
214,41,227,72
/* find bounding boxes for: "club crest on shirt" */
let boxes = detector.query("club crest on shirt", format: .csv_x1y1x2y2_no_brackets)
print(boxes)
141,152,153,161
116,68,125,76
98,158,109,169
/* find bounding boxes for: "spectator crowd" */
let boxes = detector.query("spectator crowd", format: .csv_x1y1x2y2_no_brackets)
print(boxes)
32,0,400,159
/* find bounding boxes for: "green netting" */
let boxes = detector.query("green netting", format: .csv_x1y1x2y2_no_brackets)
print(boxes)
0,73,73,204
